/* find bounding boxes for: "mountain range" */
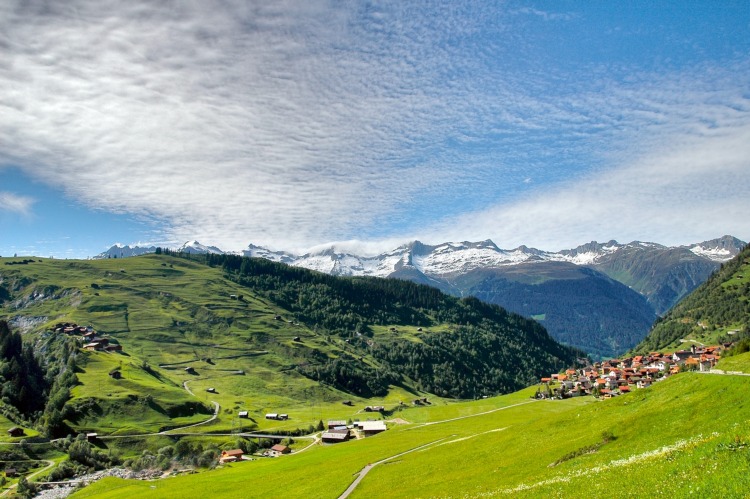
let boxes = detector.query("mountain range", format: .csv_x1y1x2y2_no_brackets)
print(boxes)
97,236,745,358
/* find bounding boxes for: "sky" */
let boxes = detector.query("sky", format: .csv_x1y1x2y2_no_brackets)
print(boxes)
1,1,749,259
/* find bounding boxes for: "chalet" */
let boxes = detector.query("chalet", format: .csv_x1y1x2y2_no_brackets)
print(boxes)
105,344,123,352
269,444,290,456
206,387,216,393
4,468,17,478
356,420,387,436
86,433,98,442
108,370,122,379
7,427,24,437
220,449,244,463
238,411,249,418
265,413,279,420
83,342,103,351
364,406,384,412
279,414,289,420
322,430,350,443
328,420,347,429
184,366,196,374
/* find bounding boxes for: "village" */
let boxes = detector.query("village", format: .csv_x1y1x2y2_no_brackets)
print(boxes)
537,344,725,399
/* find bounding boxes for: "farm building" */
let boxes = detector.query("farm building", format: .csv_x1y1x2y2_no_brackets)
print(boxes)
322,430,350,443
220,449,244,463
269,444,290,456
356,421,387,436
238,411,249,418
327,420,347,429
7,427,24,437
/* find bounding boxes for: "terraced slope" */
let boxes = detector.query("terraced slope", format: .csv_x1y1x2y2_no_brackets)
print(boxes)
0,254,578,437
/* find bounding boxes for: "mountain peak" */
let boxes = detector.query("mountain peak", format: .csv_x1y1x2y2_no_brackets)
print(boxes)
178,241,224,254
688,235,746,262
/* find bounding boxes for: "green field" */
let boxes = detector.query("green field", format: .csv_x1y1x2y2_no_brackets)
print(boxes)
72,360,750,498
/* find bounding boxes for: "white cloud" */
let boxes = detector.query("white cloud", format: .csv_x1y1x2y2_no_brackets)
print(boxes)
0,1,748,253
421,121,750,250
0,191,34,217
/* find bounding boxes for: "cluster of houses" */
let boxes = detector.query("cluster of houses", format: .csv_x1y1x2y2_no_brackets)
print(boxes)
54,322,123,353
538,345,724,399
321,419,387,443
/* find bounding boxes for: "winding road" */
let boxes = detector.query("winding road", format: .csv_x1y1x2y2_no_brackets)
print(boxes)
0,459,55,497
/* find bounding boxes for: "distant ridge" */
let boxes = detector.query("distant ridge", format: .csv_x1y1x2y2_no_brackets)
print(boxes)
95,240,223,259
95,235,745,358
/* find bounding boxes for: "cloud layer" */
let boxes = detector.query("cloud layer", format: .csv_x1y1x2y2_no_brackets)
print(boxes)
0,191,34,217
1,1,749,253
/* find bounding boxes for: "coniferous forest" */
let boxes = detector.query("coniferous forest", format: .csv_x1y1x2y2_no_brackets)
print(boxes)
185,252,583,398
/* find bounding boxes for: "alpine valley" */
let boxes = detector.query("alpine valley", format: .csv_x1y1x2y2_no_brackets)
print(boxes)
100,235,745,358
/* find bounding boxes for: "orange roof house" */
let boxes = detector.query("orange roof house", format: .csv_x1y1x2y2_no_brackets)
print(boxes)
220,449,244,463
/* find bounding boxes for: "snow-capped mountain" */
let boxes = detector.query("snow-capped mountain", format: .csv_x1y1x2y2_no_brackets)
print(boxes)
95,244,158,259
177,241,224,255
252,236,743,279
687,235,746,262
95,241,223,259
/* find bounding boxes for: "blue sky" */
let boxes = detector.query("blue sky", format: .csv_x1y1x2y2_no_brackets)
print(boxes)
1,1,749,258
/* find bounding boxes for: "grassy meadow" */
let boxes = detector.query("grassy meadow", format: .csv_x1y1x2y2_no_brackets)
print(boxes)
72,361,750,498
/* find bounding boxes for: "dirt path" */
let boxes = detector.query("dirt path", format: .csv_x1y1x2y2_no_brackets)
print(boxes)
408,399,538,430
338,400,539,498
338,438,449,499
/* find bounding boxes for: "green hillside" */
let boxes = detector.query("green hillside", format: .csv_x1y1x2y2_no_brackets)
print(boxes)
72,359,750,498
634,243,750,353
0,253,579,439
